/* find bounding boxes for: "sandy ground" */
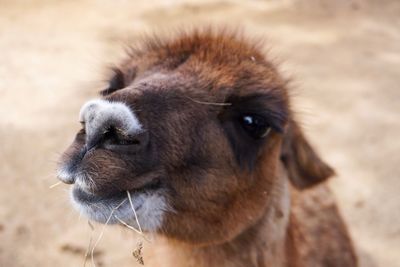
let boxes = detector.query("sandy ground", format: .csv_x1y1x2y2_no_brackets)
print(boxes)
0,0,399,266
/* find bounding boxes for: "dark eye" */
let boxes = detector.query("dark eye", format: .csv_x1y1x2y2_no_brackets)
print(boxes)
240,114,271,139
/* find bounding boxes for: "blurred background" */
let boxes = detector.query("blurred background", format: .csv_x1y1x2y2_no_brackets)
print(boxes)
0,0,399,266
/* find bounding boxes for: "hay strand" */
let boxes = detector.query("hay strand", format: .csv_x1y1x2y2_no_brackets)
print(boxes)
49,181,62,189
90,199,127,267
127,191,142,233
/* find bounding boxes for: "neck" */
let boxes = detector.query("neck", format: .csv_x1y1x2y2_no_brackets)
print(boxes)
144,176,291,267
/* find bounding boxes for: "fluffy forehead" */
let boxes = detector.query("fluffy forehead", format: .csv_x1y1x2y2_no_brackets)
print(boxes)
110,30,288,102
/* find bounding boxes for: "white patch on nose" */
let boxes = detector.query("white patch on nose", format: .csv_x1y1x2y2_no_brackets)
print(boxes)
79,99,142,144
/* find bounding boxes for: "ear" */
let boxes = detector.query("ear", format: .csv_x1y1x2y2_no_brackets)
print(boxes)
280,119,335,189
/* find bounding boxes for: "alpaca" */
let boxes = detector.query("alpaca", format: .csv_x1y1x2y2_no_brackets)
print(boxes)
58,30,357,267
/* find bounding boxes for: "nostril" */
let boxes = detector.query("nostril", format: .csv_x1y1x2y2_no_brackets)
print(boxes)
102,127,119,144
79,99,144,152
99,129,149,152
85,126,121,150
101,126,138,145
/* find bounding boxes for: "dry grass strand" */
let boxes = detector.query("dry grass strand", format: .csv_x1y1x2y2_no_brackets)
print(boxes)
90,199,127,267
49,181,62,189
127,190,142,233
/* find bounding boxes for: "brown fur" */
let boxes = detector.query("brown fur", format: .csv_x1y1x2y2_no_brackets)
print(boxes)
59,29,357,266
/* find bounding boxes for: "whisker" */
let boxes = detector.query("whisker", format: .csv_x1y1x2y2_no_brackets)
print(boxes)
185,96,232,106
90,203,103,209
79,172,98,192
106,164,129,171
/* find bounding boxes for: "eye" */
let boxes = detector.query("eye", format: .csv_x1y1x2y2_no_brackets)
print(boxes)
240,114,271,139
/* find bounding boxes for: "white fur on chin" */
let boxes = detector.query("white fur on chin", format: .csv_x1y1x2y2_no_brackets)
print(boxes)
70,187,170,232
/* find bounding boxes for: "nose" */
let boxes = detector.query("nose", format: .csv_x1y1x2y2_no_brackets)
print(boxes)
79,99,145,150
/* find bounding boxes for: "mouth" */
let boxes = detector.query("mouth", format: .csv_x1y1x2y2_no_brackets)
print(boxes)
70,178,163,227
72,177,161,204
72,186,127,206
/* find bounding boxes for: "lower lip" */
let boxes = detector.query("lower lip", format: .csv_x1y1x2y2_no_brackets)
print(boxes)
72,186,125,203
71,179,161,207
72,186,146,213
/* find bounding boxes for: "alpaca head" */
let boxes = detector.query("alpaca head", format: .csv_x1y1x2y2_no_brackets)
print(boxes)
58,30,333,245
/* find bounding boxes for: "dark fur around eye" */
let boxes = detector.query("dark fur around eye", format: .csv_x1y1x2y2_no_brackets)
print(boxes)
100,69,125,96
219,93,289,171
227,94,288,133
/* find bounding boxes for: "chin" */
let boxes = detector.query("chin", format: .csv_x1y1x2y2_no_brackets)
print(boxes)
69,183,170,232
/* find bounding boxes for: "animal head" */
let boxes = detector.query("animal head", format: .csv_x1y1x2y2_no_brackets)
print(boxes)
58,30,333,245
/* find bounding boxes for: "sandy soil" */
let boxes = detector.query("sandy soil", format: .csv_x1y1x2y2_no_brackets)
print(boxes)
1,0,399,266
